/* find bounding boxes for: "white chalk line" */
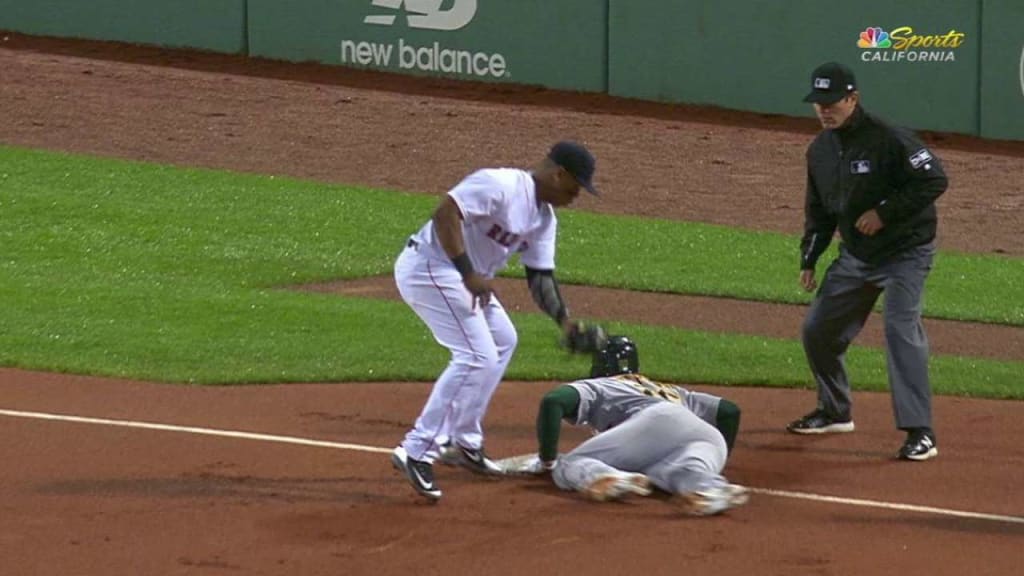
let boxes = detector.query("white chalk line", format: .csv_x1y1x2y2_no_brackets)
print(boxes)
749,488,1024,525
2,408,1022,525
0,408,392,454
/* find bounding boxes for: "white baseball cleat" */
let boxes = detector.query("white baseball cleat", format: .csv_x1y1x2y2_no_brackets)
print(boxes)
677,483,749,516
584,472,652,502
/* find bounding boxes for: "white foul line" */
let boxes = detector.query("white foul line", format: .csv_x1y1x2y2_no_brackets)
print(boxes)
749,487,1024,525
0,408,392,454
2,408,1022,525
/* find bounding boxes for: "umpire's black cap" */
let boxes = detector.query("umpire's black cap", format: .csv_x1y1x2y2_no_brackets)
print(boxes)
803,62,857,104
549,141,599,195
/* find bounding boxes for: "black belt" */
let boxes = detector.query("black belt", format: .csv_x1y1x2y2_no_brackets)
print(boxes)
406,238,418,249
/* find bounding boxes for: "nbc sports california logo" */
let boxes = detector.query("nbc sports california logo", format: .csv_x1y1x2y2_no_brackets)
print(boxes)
857,25,965,63
341,0,510,79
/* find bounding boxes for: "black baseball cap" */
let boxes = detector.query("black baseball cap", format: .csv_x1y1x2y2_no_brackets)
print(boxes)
803,62,857,104
548,141,599,195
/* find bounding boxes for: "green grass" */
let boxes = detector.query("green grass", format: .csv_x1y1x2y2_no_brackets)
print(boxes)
1,145,1022,397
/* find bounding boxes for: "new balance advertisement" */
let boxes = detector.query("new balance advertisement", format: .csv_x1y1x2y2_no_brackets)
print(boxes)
248,0,608,92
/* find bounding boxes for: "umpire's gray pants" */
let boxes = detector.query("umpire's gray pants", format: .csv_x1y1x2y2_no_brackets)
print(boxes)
803,242,935,430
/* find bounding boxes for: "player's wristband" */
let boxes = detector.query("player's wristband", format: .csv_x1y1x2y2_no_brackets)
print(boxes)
451,252,475,278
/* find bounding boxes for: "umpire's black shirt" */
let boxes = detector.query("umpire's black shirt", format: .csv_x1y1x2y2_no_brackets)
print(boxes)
800,105,948,269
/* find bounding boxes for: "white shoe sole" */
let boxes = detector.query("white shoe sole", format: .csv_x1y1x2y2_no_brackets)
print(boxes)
788,421,855,434
901,447,938,461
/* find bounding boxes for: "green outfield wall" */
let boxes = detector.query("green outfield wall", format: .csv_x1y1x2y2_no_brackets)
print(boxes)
608,0,981,135
246,0,608,92
979,0,1024,140
0,0,246,53
0,0,1021,140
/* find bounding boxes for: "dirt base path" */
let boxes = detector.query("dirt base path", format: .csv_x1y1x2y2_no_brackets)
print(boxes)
2,369,1022,576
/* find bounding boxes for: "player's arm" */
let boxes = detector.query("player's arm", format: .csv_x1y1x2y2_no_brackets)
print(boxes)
433,196,491,302
433,196,472,271
537,384,581,464
525,266,569,327
715,399,741,454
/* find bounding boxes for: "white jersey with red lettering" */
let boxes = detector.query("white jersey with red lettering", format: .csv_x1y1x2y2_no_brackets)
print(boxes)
410,168,557,277
394,167,558,463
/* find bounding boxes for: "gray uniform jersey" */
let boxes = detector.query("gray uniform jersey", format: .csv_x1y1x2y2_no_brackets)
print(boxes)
569,374,721,432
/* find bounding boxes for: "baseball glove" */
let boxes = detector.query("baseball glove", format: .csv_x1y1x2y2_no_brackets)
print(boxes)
562,320,608,355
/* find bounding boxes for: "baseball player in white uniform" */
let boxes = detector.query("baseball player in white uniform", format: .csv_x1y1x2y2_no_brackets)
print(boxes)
391,141,600,501
508,336,749,516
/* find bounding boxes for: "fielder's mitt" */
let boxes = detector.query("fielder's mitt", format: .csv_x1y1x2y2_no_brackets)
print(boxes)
562,320,608,355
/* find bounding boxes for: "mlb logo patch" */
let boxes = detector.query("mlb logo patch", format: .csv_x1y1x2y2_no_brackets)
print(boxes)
909,148,933,170
850,160,871,174
814,77,831,89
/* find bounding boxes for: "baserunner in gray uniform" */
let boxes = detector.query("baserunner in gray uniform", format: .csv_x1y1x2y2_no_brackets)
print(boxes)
531,336,748,516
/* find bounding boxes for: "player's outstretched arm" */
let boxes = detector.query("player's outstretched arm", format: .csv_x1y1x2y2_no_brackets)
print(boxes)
525,266,568,326
536,385,581,466
715,399,742,454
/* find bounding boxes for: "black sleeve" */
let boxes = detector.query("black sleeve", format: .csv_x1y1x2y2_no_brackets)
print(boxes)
715,399,741,453
800,163,836,270
875,129,948,225
537,385,580,462
525,266,569,325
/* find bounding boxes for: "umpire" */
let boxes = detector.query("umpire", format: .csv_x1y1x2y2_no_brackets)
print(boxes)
786,62,948,462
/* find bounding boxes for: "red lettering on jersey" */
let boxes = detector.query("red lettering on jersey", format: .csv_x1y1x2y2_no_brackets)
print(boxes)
486,224,503,241
486,224,519,248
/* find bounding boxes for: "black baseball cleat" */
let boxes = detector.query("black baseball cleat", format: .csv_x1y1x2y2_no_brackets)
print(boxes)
391,446,442,501
440,443,503,475
787,409,855,434
898,429,938,461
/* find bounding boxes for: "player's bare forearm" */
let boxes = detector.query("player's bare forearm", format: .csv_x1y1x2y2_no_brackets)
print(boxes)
432,195,466,259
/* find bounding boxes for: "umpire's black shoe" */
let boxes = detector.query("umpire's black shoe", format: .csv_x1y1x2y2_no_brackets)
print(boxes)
391,446,442,501
787,409,855,434
441,443,502,475
898,429,938,461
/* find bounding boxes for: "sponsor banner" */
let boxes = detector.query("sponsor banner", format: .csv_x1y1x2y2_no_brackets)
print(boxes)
248,0,608,92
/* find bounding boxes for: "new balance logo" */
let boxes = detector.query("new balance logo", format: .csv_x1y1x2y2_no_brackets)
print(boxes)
364,0,478,31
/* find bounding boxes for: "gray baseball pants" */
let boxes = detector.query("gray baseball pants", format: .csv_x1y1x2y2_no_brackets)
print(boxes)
552,403,728,495
803,242,935,429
